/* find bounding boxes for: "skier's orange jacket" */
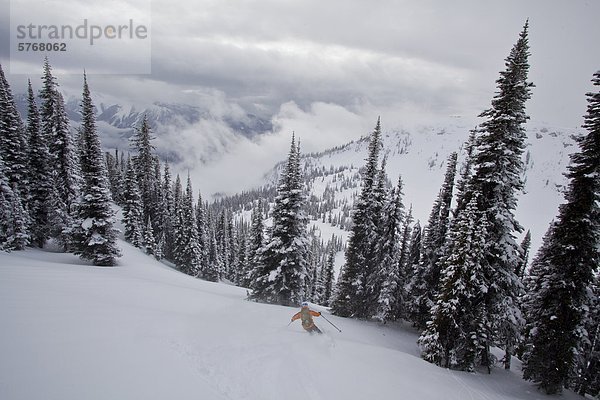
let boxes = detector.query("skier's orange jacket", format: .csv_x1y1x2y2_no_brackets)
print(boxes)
291,307,321,330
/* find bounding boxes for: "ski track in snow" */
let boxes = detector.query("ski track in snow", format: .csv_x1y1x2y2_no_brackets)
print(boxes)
166,325,335,400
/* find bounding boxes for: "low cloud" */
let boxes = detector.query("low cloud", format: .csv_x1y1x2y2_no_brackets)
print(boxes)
167,98,461,199
163,100,370,198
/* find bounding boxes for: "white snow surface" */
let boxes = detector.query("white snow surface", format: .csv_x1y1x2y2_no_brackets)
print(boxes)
0,242,582,400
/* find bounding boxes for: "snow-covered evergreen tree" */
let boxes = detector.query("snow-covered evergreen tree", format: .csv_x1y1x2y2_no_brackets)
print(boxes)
398,206,413,279
143,217,156,256
245,200,265,288
208,229,223,281
403,221,422,313
515,230,531,278
522,71,600,395
39,59,80,241
436,153,457,241
227,216,238,277
195,192,213,281
238,233,253,288
409,153,458,329
454,129,477,211
363,155,390,313
172,176,202,276
250,135,309,306
309,260,321,303
0,65,30,251
122,157,144,247
152,159,164,238
53,95,79,251
153,234,164,261
406,221,422,277
573,274,599,397
320,247,336,307
130,115,158,228
457,21,532,370
0,64,28,198
105,149,124,206
69,74,120,266
419,197,489,371
333,118,383,318
160,162,175,260
26,79,53,248
374,176,405,322
216,209,232,279
0,151,29,251
38,58,58,145
233,229,249,286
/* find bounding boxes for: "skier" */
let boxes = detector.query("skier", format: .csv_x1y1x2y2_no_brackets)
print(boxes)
291,302,322,334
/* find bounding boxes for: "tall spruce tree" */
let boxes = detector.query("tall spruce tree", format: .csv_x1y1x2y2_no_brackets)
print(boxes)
0,154,29,251
245,200,265,288
143,217,156,256
436,153,457,240
122,157,144,247
398,206,413,278
332,118,383,318
320,246,336,307
26,79,53,248
573,274,599,397
228,217,238,280
374,176,406,322
152,159,164,237
105,150,124,206
173,175,202,276
515,230,531,278
522,71,600,394
0,66,30,251
364,155,390,314
130,115,158,227
39,59,80,240
196,192,213,281
0,64,28,197
456,21,532,370
172,174,182,212
208,228,223,280
250,135,309,306
233,228,249,286
216,209,232,279
409,152,458,329
419,197,489,371
70,74,120,266
454,129,477,212
404,221,422,289
160,162,175,260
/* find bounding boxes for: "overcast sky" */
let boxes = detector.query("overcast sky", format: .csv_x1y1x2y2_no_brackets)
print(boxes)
1,0,599,197
2,0,599,123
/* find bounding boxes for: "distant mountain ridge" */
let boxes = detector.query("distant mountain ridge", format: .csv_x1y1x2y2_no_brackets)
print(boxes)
14,93,273,142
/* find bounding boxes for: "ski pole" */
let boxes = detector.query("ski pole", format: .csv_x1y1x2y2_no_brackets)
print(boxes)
320,314,342,332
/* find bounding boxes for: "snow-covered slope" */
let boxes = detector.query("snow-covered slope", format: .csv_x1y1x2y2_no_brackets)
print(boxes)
0,243,584,400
